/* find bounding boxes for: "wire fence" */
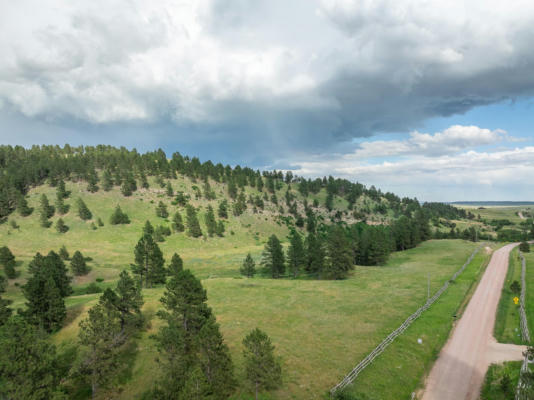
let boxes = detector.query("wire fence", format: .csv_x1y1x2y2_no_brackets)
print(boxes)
330,245,482,396
516,250,532,400
518,252,530,343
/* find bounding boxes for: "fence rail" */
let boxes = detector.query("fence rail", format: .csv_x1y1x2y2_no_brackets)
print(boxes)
518,252,530,343
330,245,482,395
516,250,531,400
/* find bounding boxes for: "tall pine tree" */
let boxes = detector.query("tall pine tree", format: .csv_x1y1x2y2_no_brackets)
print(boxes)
261,235,285,278
133,234,166,287
186,205,203,237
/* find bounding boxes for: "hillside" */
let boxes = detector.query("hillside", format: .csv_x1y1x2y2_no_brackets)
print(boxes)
0,145,517,399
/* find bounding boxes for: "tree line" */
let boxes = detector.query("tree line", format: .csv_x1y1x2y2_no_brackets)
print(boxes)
240,211,431,280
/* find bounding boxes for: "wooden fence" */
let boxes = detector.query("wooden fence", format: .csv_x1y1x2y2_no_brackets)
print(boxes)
330,245,482,396
516,250,531,400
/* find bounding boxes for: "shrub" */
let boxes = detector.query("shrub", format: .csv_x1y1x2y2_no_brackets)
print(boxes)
85,283,102,294
109,205,130,225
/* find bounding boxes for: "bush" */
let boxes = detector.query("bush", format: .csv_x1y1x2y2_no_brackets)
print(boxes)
59,245,69,260
77,198,92,220
55,218,69,233
519,241,530,252
85,283,102,294
109,205,130,225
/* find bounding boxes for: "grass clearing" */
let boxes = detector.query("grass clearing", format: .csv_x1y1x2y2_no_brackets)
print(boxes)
342,243,493,400
494,247,524,344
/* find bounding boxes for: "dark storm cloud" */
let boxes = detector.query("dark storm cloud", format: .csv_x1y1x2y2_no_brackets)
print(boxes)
2,0,534,161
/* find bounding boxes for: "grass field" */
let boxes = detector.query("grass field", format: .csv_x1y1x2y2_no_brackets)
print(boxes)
455,205,529,225
0,179,487,399
342,243,493,399
494,247,524,345
480,361,522,400
522,250,534,340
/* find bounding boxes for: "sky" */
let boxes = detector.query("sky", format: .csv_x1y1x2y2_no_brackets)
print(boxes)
1,0,534,201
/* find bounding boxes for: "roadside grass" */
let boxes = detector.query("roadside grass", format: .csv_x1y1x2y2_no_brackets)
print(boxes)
521,251,534,340
480,361,522,400
341,243,493,400
494,248,523,345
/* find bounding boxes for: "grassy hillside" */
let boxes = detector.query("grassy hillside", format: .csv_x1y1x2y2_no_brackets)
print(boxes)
0,176,484,398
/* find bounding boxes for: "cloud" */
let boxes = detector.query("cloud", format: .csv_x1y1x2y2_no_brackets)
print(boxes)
285,123,534,201
2,0,534,160
350,125,508,159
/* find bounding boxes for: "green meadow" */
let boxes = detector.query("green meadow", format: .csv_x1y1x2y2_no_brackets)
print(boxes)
1,178,487,399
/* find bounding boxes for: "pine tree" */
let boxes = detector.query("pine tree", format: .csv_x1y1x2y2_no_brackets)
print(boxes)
172,211,185,232
27,251,72,297
0,317,65,399
71,250,89,276
77,303,122,398
17,195,33,216
0,275,12,326
216,220,225,237
59,245,70,260
133,234,166,287
120,179,132,196
87,169,99,192
186,205,203,237
166,181,174,197
228,180,238,200
242,328,282,399
153,269,236,399
55,218,69,233
57,179,68,199
55,194,69,215
143,220,154,236
156,201,169,218
0,246,16,279
256,176,264,192
197,315,236,398
287,230,305,278
39,209,52,228
0,291,12,326
77,198,92,220
102,169,113,191
120,172,137,197
22,273,66,332
324,226,354,279
99,270,144,332
218,200,228,219
305,232,325,274
240,254,256,278
205,205,217,237
39,194,54,227
325,192,334,211
109,205,130,224
97,217,104,226
139,171,149,189
261,235,285,278
168,253,183,276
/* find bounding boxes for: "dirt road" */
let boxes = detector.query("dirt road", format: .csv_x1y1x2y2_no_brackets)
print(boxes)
421,243,526,400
